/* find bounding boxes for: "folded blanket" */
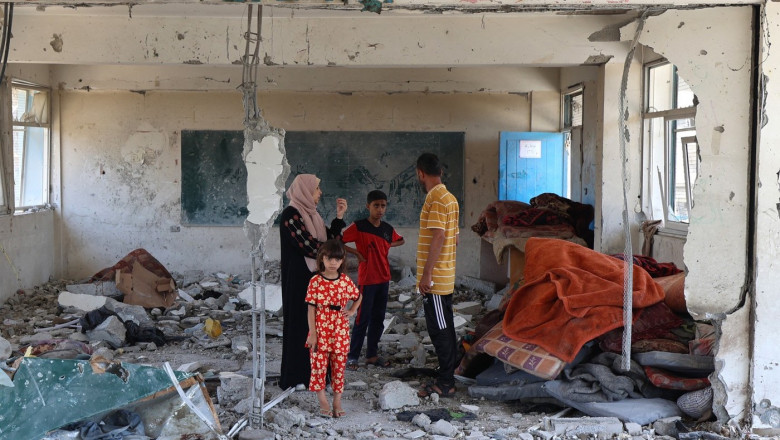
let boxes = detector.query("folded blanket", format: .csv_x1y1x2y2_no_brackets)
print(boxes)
503,238,666,362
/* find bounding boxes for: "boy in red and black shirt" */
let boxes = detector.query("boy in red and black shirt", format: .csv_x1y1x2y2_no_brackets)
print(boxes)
342,190,405,369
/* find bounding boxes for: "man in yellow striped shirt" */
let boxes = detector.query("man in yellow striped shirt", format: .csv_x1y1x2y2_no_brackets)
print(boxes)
415,152,459,399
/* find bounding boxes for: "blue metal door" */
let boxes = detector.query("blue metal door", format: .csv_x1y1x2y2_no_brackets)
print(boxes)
499,131,568,203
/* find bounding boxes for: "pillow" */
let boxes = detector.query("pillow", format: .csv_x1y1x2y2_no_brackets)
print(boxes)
643,366,710,391
473,321,566,380
633,351,715,376
544,380,682,425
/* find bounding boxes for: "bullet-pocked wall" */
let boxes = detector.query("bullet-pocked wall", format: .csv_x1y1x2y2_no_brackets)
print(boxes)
0,64,60,303
57,83,556,279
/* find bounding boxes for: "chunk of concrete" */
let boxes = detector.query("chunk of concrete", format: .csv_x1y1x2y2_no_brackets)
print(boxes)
403,430,426,439
239,284,282,316
103,300,154,327
86,315,126,348
0,337,11,361
625,422,643,435
453,301,483,316
378,380,420,410
428,419,458,437
652,416,682,437
65,281,123,298
58,291,108,313
544,416,623,437
232,335,251,353
456,276,496,296
453,315,468,329
412,413,431,428
269,408,306,430
217,372,252,407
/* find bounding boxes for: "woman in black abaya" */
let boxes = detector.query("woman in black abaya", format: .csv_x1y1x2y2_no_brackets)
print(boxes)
278,174,347,390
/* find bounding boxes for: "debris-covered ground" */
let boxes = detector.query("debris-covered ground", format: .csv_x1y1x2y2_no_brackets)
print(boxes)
0,259,735,439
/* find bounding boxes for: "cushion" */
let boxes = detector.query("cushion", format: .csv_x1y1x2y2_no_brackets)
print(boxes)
633,351,715,376
473,321,566,380
544,380,682,425
643,366,710,391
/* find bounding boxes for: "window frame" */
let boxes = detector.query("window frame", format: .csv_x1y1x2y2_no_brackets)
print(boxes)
10,80,51,212
641,60,697,234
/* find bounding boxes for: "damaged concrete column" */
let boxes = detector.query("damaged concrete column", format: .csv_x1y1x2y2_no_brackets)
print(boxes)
624,7,754,427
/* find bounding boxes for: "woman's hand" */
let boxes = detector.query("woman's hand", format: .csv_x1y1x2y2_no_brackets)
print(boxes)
305,333,318,351
336,198,348,219
342,308,357,318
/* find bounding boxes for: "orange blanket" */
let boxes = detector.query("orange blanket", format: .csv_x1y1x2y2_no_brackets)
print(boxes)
503,238,665,363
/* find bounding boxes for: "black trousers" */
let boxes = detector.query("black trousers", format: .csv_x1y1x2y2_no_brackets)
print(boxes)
422,292,457,388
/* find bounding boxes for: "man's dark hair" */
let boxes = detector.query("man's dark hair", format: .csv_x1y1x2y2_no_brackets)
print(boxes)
416,153,442,177
367,190,387,204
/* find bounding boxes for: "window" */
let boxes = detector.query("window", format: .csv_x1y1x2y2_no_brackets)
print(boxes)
563,88,583,129
642,61,697,230
11,82,50,210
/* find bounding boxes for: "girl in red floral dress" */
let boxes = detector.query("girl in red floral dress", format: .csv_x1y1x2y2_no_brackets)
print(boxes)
305,239,362,418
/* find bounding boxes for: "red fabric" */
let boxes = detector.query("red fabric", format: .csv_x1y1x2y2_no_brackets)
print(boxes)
644,366,710,390
90,248,174,284
342,219,403,286
503,238,666,363
610,254,683,278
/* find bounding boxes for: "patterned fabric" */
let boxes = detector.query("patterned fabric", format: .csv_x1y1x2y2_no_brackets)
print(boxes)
610,254,683,278
416,184,459,295
473,321,566,380
598,302,685,354
503,208,565,227
310,351,348,393
305,272,360,393
90,248,173,283
282,213,327,261
644,366,711,391
305,273,361,353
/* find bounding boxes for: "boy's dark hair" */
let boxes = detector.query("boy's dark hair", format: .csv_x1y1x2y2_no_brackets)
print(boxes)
367,190,387,204
316,239,346,274
416,153,442,177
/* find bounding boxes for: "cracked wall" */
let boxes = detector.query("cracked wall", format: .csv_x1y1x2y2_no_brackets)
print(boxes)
753,2,780,434
626,7,754,424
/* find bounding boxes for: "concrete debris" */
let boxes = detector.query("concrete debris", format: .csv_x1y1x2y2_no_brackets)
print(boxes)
428,419,458,437
0,261,718,439
0,336,11,361
58,290,109,312
238,283,283,315
455,275,496,296
453,301,483,316
379,380,420,410
65,281,123,299
86,315,126,348
544,415,624,436
412,412,431,428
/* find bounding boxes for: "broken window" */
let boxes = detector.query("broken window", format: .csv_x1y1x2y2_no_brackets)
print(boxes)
642,61,697,230
11,81,50,210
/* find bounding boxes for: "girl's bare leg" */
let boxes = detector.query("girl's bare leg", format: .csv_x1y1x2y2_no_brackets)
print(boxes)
332,392,343,415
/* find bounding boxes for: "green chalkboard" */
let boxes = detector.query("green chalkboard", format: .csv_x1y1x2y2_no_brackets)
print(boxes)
180,130,464,227
285,131,464,227
181,130,248,225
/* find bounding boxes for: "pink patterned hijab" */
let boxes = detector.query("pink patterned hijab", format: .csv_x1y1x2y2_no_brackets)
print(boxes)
286,174,327,271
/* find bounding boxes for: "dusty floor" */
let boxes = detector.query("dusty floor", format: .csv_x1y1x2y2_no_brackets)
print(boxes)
0,271,730,439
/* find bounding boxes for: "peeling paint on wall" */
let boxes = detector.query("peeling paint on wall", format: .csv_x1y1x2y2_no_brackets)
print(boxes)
50,34,63,53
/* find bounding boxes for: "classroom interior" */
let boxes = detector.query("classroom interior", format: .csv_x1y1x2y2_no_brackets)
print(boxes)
2,0,780,432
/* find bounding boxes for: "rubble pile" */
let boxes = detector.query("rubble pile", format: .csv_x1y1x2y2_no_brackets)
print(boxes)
0,259,732,439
